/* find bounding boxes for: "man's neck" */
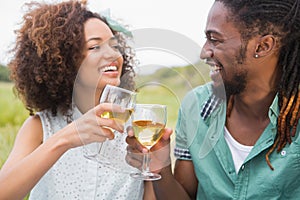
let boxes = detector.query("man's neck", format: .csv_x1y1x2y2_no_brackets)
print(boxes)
233,91,276,120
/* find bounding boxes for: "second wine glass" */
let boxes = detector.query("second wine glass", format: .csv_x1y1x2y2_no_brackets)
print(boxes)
130,104,167,181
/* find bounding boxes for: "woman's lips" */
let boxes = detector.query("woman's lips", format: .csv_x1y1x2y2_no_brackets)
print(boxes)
100,65,117,73
98,65,120,77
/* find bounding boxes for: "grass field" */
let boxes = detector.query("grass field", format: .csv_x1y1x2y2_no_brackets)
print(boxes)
0,82,28,166
0,82,29,199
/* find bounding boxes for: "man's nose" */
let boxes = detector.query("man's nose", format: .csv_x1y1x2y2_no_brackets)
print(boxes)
200,42,214,60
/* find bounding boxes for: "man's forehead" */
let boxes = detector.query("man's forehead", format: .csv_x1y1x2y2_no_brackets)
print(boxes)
205,2,237,36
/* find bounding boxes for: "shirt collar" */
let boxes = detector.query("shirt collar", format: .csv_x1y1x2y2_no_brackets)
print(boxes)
200,85,279,126
268,94,279,126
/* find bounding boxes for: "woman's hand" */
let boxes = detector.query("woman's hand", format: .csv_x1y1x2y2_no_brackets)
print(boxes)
65,103,126,148
125,127,173,173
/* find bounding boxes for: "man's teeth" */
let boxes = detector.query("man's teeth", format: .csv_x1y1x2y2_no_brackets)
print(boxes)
211,65,221,72
101,66,117,72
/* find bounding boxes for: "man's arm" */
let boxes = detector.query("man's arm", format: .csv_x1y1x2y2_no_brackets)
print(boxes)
152,160,198,200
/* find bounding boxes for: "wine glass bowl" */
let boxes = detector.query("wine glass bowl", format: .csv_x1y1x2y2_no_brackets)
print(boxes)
130,104,167,181
83,84,136,165
100,85,136,129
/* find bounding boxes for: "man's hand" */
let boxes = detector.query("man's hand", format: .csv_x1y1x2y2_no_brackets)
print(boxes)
126,127,173,172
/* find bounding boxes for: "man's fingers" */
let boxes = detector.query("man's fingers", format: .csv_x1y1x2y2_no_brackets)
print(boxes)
126,126,134,137
126,145,144,170
126,135,147,152
151,128,173,151
161,128,173,140
125,152,143,170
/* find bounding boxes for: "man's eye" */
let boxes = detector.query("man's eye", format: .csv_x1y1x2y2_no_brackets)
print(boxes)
206,36,219,43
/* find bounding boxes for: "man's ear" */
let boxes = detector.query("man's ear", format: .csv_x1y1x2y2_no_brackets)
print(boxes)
254,35,277,57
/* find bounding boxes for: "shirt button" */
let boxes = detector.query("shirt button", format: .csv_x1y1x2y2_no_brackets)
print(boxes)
241,165,245,170
281,150,286,156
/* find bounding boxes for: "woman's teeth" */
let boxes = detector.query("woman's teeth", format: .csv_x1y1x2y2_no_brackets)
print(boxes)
101,66,117,72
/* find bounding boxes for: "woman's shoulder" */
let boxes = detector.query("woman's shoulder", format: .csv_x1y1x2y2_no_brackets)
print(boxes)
15,115,43,149
22,115,43,132
36,109,69,138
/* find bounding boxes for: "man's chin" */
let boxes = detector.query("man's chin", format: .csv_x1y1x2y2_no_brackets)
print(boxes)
212,81,227,101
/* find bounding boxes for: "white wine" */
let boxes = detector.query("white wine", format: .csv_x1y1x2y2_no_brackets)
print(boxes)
132,120,165,149
101,109,133,125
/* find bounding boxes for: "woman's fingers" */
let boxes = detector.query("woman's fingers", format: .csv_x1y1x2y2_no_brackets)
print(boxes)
94,103,126,133
98,116,124,134
72,103,127,147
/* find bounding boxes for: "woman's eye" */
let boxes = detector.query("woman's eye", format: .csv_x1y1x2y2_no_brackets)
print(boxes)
88,45,100,50
111,44,121,51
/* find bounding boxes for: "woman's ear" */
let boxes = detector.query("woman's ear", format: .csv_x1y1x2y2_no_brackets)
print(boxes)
254,35,277,57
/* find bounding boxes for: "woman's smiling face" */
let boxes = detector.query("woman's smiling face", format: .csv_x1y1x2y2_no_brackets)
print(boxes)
77,17,124,91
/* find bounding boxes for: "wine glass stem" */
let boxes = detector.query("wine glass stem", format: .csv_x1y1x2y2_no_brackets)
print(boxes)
142,152,151,174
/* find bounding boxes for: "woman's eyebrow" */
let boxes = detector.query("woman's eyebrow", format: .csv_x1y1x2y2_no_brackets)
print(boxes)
86,37,102,43
86,36,117,43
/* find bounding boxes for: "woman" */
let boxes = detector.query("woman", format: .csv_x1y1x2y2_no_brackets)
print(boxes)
0,0,148,199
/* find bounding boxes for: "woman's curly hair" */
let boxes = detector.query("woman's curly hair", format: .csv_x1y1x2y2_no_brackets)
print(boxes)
9,0,136,117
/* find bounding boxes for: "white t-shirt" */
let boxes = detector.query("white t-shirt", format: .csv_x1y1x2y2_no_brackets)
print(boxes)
224,127,253,174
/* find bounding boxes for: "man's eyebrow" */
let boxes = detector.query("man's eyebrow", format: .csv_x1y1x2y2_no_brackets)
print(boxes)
205,30,222,36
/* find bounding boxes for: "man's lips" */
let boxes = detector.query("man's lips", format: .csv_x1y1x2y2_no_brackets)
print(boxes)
205,60,223,83
206,61,222,74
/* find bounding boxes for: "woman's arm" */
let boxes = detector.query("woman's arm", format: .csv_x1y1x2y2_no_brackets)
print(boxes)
0,103,125,200
0,115,70,200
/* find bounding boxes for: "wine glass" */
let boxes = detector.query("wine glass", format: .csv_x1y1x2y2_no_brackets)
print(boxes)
130,104,167,181
83,84,136,165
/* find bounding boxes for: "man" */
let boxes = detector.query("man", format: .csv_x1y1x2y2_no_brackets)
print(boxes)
127,0,300,199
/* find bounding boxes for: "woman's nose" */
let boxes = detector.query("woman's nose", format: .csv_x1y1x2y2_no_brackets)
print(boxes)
102,44,122,60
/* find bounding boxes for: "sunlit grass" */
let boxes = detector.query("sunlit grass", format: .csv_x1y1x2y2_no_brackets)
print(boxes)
0,82,28,166
0,82,29,200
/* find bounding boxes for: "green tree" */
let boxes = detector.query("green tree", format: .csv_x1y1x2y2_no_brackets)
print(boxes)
0,64,10,82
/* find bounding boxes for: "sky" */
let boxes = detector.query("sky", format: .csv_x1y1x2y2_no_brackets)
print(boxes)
0,0,215,67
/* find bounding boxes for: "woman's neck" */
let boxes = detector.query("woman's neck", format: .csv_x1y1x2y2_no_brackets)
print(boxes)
73,84,102,114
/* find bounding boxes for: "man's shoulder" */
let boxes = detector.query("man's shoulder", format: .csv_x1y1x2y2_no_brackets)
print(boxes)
183,82,213,104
